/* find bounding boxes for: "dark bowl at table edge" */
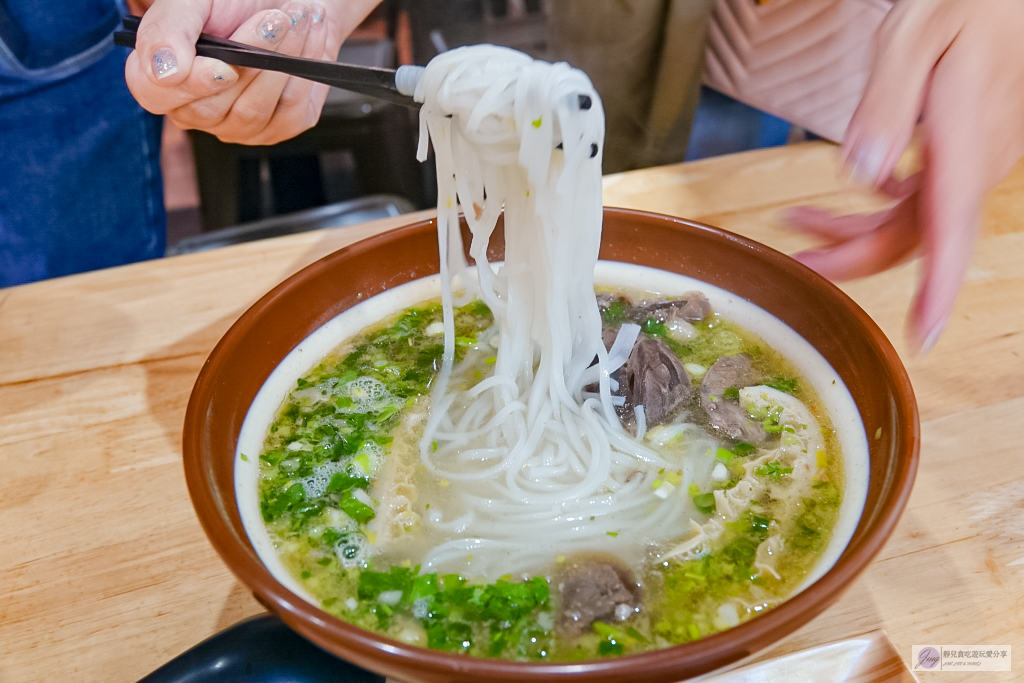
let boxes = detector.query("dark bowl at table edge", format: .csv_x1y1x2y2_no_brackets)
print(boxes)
182,207,920,683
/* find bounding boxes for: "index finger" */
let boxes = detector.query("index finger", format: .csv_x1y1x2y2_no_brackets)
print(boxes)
128,7,297,117
843,0,965,187
126,52,239,115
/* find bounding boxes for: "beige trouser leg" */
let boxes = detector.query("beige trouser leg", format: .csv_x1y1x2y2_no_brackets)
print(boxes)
546,0,715,173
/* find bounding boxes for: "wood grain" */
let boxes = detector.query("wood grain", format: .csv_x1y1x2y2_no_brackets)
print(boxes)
2,142,1022,682
704,630,916,682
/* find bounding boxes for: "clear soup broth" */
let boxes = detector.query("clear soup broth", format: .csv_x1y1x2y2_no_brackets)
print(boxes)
236,265,868,663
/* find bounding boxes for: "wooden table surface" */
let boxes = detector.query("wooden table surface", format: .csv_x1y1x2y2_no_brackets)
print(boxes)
2,141,1022,682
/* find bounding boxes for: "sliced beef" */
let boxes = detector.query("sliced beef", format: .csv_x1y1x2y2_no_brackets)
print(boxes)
557,555,642,635
700,354,767,443
623,337,691,425
635,291,711,324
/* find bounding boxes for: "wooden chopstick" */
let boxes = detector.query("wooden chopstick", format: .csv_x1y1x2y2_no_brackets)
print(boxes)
114,15,418,108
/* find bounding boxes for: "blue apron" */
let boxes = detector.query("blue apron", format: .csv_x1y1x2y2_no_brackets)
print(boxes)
0,0,165,287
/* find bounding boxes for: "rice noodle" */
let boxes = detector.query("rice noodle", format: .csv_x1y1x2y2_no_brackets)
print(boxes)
410,46,687,578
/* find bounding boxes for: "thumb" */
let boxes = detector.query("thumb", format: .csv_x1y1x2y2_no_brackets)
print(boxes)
134,0,213,85
842,0,964,186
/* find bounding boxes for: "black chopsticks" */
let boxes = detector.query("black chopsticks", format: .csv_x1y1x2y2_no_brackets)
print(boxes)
114,16,597,116
114,15,419,108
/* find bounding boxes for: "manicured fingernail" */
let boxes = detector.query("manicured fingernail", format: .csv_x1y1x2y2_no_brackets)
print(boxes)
152,48,179,79
848,142,886,186
918,319,946,355
257,11,290,46
204,61,238,88
311,4,326,28
286,4,311,31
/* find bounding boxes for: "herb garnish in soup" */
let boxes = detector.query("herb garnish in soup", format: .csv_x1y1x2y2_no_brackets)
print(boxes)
255,289,843,661
253,43,844,662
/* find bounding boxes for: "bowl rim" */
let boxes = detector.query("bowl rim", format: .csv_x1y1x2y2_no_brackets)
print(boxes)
183,208,919,682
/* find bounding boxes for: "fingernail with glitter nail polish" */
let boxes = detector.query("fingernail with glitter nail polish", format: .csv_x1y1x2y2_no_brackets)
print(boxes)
257,12,289,46
311,4,326,28
849,142,886,186
152,48,179,79
205,63,238,88
289,4,311,31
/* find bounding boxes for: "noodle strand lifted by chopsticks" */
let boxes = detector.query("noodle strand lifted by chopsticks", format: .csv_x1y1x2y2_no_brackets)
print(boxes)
412,46,685,578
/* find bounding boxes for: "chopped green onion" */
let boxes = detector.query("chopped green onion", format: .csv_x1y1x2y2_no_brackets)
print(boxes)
625,627,649,643
326,471,370,494
732,442,756,456
353,452,371,474
766,376,798,393
653,481,675,499
692,492,716,514
339,493,375,524
593,622,626,640
762,407,784,432
755,461,793,480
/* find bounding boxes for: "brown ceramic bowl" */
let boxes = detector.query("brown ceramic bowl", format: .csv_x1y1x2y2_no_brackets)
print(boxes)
183,208,918,683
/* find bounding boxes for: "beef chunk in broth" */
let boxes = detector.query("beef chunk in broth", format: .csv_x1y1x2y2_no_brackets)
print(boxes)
624,337,691,425
557,556,642,635
700,354,767,444
635,291,711,324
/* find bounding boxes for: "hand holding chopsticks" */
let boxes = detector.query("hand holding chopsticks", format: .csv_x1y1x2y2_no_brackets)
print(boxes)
120,1,412,145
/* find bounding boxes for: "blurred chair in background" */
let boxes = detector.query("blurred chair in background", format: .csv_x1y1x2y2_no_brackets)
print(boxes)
166,194,415,255
182,1,427,235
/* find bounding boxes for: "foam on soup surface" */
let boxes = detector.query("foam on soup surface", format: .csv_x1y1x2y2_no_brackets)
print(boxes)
236,263,868,661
